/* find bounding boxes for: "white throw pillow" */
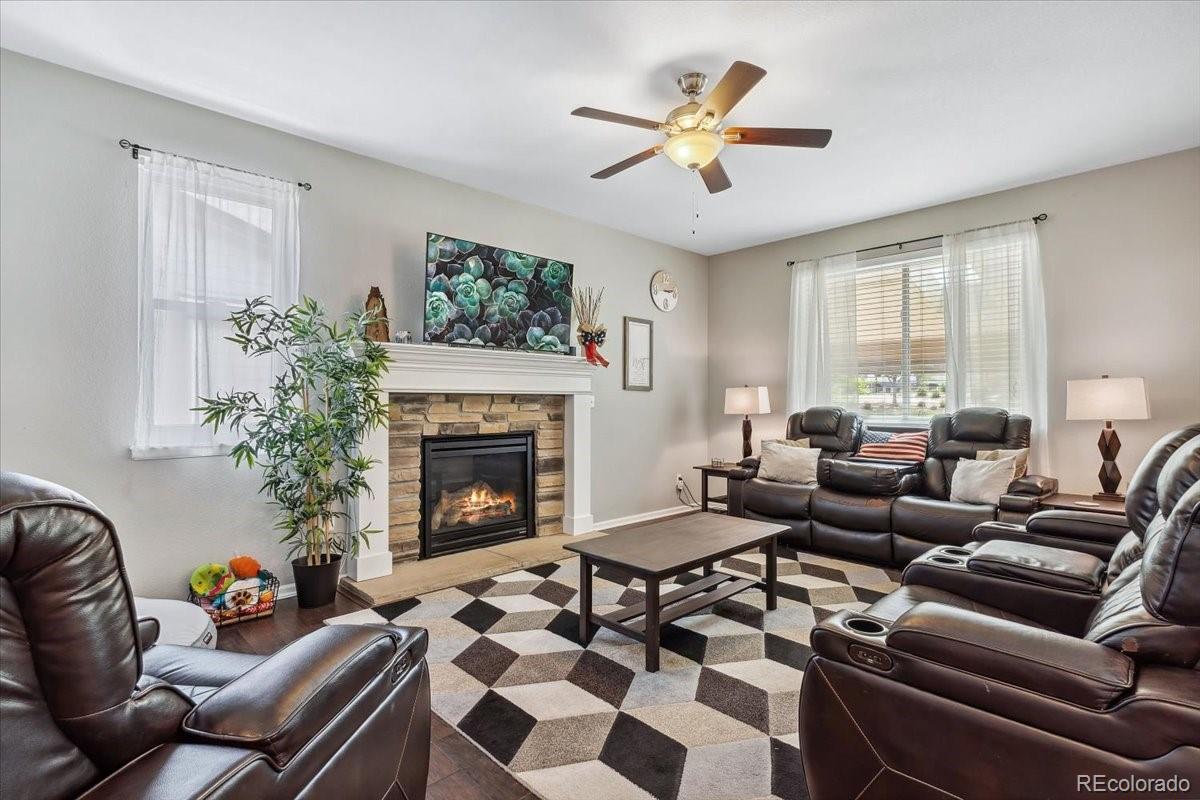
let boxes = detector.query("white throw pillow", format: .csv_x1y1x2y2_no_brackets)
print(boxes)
762,437,810,449
758,441,820,485
977,447,1030,478
950,457,1017,505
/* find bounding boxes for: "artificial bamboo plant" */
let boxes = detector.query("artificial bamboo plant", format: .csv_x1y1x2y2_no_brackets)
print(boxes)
195,296,389,566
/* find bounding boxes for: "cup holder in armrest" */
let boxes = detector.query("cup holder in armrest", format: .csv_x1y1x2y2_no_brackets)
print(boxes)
928,555,965,566
844,617,887,636
942,547,973,557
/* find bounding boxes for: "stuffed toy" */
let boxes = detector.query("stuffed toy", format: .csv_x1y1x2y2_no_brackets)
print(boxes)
189,563,234,597
228,554,261,580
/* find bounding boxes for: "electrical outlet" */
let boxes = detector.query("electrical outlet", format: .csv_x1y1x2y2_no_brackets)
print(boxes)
675,474,685,490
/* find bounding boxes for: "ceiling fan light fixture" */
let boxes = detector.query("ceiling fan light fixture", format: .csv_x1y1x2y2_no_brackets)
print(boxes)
663,129,724,171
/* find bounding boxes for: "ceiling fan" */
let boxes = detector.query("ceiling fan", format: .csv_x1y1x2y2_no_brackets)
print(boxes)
571,60,831,194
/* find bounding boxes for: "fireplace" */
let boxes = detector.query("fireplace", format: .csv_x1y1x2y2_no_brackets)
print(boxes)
420,431,536,558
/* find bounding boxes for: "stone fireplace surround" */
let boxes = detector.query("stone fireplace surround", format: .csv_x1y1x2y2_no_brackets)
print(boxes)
346,343,594,584
388,392,566,561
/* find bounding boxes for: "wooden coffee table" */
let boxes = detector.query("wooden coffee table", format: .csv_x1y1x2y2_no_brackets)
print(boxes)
564,513,787,671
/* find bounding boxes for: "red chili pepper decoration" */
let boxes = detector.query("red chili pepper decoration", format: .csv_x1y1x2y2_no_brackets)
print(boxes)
584,340,609,368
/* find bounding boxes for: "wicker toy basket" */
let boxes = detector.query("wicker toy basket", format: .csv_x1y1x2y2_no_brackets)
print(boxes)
188,570,279,627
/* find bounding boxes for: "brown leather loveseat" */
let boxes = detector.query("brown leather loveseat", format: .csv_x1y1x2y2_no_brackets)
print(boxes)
0,472,431,800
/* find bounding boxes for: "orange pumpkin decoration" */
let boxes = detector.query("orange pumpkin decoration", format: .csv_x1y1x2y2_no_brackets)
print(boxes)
228,554,261,580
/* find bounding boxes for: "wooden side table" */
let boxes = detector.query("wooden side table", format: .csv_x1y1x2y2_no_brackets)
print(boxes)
1040,492,1126,516
693,463,740,512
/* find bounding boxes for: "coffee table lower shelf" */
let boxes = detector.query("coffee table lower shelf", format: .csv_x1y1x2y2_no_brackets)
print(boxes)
578,560,774,672
593,571,759,640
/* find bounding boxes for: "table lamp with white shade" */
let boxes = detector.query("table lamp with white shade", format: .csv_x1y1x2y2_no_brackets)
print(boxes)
1066,375,1150,501
725,385,771,459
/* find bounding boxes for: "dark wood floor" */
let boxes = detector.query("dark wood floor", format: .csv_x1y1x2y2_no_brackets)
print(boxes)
218,594,534,800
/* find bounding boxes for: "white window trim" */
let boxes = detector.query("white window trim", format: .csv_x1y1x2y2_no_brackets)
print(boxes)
130,443,233,461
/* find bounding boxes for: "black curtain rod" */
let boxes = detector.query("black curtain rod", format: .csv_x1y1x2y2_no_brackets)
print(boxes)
118,139,312,191
785,213,1047,267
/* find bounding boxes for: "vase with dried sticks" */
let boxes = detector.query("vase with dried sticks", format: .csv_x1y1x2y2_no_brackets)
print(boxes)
572,286,609,367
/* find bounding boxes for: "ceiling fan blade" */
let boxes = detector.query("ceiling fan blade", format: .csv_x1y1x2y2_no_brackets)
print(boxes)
571,107,663,131
698,61,766,121
725,127,833,148
591,147,661,179
698,158,732,194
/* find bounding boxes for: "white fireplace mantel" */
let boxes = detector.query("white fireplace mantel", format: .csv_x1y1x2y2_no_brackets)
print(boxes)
347,343,595,582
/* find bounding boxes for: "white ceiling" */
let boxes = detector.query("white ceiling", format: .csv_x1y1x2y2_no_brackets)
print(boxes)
2,1,1198,255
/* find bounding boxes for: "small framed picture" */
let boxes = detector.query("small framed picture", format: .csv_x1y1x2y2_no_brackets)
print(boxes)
623,316,653,391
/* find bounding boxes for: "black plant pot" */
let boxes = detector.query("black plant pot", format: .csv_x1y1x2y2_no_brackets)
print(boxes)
292,554,342,608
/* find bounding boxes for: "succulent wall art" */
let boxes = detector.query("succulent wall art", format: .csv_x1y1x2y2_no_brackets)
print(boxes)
424,233,574,353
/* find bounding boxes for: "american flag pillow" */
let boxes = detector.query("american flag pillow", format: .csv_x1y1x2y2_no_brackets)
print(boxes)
856,430,929,462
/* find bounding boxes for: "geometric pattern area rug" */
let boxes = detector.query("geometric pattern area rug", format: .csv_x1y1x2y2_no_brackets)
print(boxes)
326,547,899,800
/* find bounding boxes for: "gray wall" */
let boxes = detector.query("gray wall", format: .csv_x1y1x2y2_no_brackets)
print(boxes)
708,148,1200,493
4,45,1197,600
0,50,709,596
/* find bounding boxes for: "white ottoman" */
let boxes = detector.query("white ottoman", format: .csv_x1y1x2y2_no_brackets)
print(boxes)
135,597,218,649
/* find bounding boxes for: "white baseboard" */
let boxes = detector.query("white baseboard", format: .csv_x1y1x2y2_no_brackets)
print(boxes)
592,504,695,531
563,513,595,534
344,549,395,582
277,582,296,600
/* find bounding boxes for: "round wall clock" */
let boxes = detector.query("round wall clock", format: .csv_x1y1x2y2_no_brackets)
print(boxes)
650,270,679,312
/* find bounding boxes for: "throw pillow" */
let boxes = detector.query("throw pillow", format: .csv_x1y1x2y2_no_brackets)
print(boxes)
977,447,1030,478
856,430,929,462
758,441,820,485
762,437,810,449
861,428,891,445
950,457,1018,505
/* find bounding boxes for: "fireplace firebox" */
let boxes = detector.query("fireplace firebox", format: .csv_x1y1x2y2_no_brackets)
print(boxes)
420,431,536,558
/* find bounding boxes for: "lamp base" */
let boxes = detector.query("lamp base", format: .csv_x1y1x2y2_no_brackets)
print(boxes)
1092,492,1125,503
742,415,752,459
1096,423,1122,498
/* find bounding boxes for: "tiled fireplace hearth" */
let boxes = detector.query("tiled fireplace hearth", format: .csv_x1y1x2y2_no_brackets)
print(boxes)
346,343,594,584
389,393,565,561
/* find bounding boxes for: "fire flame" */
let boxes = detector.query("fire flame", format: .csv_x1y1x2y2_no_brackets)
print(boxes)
466,484,516,511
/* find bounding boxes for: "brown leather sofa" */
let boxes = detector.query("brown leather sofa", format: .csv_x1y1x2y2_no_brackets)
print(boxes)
0,472,431,800
797,430,1200,799
728,407,1058,565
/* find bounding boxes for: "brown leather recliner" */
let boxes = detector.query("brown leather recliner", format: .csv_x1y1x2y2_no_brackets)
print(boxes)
901,425,1200,633
0,472,431,800
727,406,863,550
973,423,1200,561
797,436,1200,799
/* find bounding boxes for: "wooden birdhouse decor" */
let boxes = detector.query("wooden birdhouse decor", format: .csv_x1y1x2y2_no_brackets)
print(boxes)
364,286,390,343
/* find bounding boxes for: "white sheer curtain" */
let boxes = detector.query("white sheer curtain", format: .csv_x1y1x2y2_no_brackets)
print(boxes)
132,150,300,459
785,252,857,414
942,220,1049,474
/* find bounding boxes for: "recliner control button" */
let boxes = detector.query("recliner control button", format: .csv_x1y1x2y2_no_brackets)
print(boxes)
848,644,893,671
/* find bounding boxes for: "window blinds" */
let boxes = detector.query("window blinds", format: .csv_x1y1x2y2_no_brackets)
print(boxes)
829,247,948,421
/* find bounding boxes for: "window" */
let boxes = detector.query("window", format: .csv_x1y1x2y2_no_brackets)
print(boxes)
828,246,948,422
788,220,1045,433
132,150,299,459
